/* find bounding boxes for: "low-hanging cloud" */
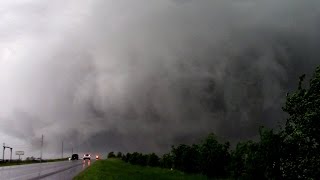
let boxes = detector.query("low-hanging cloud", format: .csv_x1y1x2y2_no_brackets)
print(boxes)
0,0,319,155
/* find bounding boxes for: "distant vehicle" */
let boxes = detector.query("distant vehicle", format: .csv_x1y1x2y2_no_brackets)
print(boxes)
83,154,91,160
95,155,100,160
71,154,79,160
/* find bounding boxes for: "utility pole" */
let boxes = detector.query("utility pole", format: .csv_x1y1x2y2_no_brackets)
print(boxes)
40,135,44,162
2,143,5,162
9,148,12,162
61,141,64,159
71,147,73,155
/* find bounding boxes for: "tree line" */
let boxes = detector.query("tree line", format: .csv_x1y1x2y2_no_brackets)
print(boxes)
108,66,320,179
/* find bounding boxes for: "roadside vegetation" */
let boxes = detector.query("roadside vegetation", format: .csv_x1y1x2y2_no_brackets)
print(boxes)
0,158,69,167
74,158,207,180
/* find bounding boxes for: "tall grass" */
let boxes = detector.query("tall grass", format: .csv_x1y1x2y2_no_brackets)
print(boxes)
74,158,207,180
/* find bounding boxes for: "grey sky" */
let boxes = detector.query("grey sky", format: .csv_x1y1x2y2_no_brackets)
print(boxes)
0,0,319,158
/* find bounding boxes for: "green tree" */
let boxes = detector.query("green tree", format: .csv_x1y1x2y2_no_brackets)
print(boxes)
116,152,123,158
281,66,320,179
171,144,201,173
123,153,131,162
160,153,173,169
171,144,190,171
128,152,140,165
147,153,160,167
107,151,116,158
258,128,282,179
230,141,255,178
230,128,282,179
198,133,230,178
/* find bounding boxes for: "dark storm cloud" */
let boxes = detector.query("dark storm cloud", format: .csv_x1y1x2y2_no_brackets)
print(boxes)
0,0,319,155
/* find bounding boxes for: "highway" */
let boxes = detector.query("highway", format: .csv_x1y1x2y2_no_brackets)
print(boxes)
0,160,92,180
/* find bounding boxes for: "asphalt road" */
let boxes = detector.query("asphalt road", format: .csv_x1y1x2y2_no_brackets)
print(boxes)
0,159,93,180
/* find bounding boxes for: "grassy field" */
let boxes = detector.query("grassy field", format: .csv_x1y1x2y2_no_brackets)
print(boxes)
74,158,207,180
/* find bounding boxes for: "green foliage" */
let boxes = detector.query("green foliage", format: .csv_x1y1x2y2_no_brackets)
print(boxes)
159,153,173,169
171,144,201,174
126,152,148,166
122,153,131,162
163,133,230,178
120,152,160,167
107,151,116,158
281,66,320,179
122,134,230,178
147,153,160,167
116,152,123,158
258,128,282,179
198,133,230,178
230,128,282,179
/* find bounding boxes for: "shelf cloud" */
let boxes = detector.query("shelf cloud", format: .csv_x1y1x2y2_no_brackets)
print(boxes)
0,0,319,155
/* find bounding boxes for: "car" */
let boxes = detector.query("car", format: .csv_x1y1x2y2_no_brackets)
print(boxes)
71,154,79,160
83,154,91,160
95,155,100,160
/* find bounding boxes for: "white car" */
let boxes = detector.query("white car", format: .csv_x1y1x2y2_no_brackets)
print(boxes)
83,154,91,160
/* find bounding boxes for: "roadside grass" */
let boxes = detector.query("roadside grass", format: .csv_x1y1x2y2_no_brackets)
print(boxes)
0,158,68,167
74,158,207,180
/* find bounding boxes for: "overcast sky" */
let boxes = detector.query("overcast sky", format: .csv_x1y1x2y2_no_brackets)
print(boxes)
0,0,319,159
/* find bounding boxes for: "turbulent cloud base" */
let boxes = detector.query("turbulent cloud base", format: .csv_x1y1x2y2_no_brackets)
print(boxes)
0,0,319,156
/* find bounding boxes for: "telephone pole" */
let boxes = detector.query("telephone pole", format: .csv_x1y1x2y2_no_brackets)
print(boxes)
2,143,5,162
61,141,64,159
9,148,12,162
40,135,44,162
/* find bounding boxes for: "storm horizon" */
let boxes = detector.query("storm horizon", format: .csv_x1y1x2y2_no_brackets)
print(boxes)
0,0,319,158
